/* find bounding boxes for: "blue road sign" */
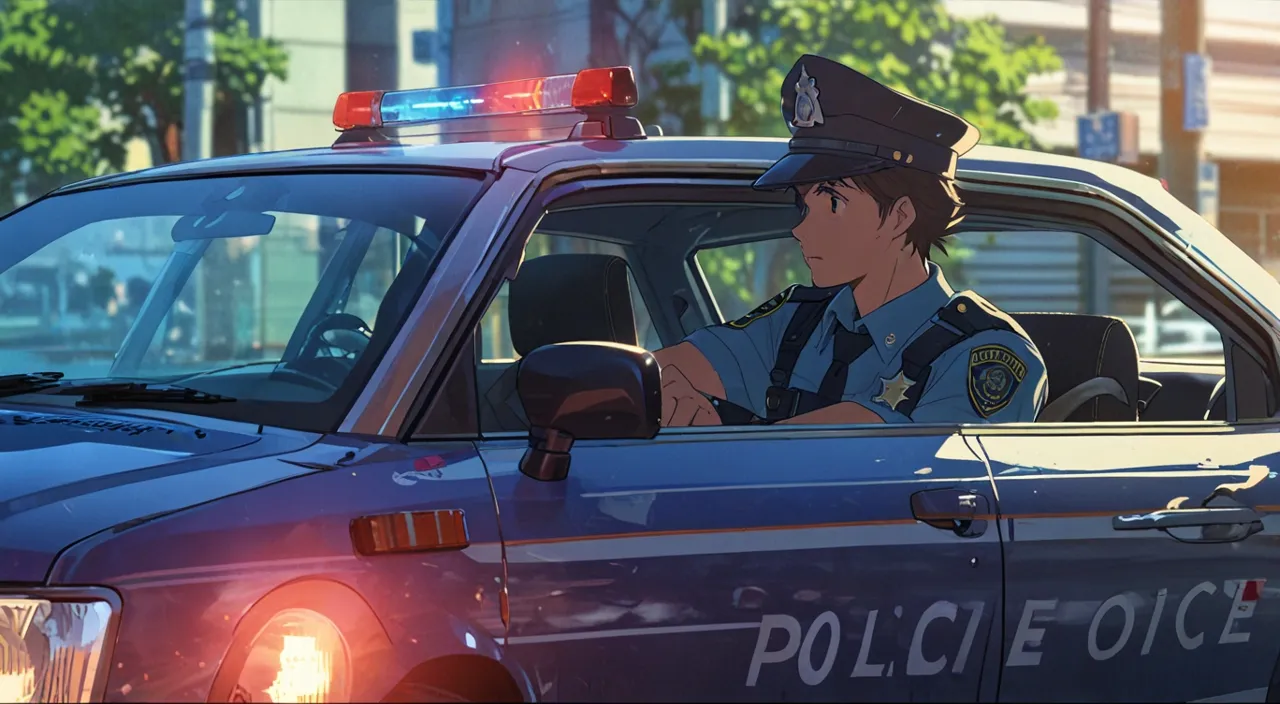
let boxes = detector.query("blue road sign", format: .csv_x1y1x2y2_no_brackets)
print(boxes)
1183,53,1210,132
413,30,437,65
1077,112,1121,161
1197,161,1219,228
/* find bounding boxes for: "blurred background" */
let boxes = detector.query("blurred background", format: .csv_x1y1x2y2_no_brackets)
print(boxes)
0,0,1274,372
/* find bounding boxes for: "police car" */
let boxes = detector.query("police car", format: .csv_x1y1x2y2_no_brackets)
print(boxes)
2,65,1280,704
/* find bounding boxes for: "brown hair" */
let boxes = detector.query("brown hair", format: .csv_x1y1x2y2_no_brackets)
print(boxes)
798,167,965,262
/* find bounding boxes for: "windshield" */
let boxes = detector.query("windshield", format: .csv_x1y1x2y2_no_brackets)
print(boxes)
0,171,484,429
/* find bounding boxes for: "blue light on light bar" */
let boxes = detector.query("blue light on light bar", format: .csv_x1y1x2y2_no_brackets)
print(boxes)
379,73,577,125
332,67,639,131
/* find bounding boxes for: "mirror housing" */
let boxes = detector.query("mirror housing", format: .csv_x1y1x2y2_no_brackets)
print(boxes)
516,341,661,481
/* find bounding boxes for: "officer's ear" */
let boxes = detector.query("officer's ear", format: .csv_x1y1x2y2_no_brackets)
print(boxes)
889,195,917,238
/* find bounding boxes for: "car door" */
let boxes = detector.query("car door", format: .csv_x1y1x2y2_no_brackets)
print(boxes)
479,428,1003,703
466,192,1006,702
978,428,1280,703
938,216,1280,701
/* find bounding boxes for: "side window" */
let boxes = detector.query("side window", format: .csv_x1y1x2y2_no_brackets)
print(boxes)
694,237,809,322
696,229,1225,364
692,228,1227,425
470,230,661,434
478,232,661,361
937,230,1225,362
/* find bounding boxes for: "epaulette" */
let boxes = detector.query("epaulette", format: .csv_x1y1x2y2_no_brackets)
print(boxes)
727,284,800,329
935,291,1015,336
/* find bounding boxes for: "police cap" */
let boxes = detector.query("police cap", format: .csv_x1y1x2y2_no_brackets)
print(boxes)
754,54,981,190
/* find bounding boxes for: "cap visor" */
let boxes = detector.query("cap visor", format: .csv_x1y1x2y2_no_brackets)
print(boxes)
752,152,890,190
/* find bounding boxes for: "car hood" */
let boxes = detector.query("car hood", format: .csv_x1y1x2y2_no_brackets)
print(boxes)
0,406,322,583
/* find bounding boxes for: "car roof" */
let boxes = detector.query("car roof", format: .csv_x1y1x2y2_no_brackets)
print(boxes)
56,133,1161,199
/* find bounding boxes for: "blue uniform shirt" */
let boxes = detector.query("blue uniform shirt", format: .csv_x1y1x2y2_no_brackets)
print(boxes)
685,263,1048,424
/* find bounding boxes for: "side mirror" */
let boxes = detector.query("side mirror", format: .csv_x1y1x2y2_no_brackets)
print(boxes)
517,341,661,482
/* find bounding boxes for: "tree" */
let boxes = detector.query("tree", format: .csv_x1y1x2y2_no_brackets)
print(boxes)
618,0,1060,311
0,0,288,209
688,0,1062,147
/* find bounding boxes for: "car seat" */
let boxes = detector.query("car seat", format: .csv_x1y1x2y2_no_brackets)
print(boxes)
481,253,640,432
1010,312,1140,422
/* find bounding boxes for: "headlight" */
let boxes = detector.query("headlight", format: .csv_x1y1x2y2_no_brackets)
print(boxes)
0,593,117,704
230,608,350,704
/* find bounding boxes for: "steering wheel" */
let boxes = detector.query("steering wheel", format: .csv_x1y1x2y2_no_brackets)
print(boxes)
1205,377,1227,421
285,313,373,388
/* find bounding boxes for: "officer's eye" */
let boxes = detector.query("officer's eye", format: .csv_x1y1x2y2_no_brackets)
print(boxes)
830,196,841,214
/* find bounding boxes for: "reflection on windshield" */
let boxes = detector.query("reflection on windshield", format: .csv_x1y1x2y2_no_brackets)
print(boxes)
0,171,482,426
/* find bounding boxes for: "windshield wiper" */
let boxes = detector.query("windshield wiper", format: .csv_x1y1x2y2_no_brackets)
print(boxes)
55,382,237,407
0,372,236,406
0,371,66,398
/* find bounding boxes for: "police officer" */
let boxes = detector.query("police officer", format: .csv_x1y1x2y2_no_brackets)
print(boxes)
653,54,1048,427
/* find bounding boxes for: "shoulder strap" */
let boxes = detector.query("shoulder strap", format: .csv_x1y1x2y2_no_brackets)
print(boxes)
762,285,846,421
766,285,842,389
895,293,1016,418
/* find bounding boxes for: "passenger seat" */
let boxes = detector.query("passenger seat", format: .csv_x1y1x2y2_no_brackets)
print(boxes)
480,253,640,432
1011,313,1141,422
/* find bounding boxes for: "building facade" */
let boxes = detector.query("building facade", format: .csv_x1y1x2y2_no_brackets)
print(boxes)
947,0,1280,269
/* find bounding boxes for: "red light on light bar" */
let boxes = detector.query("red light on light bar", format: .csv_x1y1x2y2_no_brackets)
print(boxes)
571,67,639,109
333,90,385,130
1160,178,1170,191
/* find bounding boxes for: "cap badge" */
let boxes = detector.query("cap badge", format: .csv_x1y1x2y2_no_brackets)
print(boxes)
792,65,825,129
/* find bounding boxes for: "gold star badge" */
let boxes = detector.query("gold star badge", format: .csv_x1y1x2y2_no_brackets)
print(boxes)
873,371,915,411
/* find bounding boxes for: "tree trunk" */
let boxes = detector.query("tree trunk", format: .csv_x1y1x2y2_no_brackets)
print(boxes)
589,0,622,68
161,122,182,163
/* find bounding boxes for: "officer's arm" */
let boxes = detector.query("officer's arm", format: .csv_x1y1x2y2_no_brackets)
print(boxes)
906,332,1048,424
653,306,790,414
774,401,889,425
652,342,727,400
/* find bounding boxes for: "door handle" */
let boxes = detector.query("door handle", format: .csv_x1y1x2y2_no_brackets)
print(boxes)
1112,506,1263,531
911,488,988,538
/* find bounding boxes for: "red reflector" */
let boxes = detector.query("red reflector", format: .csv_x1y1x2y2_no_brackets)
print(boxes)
1243,579,1265,602
572,66,639,109
350,509,469,555
333,90,385,130
1159,178,1170,191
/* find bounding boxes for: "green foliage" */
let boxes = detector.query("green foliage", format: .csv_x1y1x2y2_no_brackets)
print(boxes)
0,0,288,209
649,0,1062,148
695,239,810,319
629,0,1061,315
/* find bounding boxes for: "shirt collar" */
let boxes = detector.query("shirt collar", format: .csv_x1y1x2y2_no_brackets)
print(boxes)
815,285,858,354
846,262,955,361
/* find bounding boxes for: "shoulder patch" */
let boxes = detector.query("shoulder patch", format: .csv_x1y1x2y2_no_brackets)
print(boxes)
967,343,1028,418
727,285,797,329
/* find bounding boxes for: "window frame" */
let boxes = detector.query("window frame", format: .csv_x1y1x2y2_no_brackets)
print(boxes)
404,171,1280,442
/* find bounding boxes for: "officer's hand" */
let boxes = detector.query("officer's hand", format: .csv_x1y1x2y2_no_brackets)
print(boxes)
660,365,721,427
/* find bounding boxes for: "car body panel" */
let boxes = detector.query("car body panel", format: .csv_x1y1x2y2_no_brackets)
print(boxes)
973,426,1280,703
48,436,517,702
0,404,320,583
480,429,1003,702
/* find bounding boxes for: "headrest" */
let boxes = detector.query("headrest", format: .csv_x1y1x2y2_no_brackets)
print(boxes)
1011,313,1140,422
508,253,638,357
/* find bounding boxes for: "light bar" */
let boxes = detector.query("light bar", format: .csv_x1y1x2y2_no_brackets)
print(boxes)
332,66,638,131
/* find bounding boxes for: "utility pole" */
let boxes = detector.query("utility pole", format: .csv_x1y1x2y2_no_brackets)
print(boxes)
1082,0,1112,315
183,0,215,162
1087,0,1110,113
700,0,728,136
1159,0,1207,210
